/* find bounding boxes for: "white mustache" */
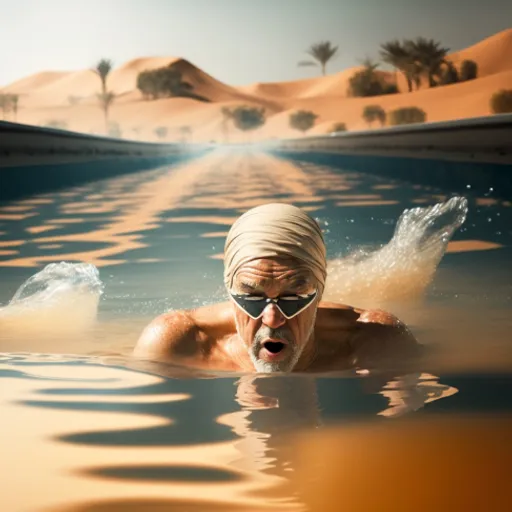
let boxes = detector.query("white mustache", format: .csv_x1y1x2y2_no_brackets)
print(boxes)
253,325,293,345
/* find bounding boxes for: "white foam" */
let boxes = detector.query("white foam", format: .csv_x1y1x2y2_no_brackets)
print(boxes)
0,262,104,336
323,196,468,312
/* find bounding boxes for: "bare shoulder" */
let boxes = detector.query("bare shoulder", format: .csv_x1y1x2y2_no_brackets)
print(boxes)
133,310,201,361
133,302,235,361
317,301,420,368
351,308,421,368
356,308,406,327
318,300,406,328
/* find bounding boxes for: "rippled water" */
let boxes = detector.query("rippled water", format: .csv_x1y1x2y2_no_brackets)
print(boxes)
1,149,511,511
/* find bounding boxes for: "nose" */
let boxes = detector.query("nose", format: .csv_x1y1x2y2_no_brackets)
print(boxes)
261,302,286,329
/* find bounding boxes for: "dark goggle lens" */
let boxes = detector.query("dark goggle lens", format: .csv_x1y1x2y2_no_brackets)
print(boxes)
230,292,317,319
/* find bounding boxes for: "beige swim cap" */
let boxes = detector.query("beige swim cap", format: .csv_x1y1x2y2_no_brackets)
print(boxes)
224,203,327,292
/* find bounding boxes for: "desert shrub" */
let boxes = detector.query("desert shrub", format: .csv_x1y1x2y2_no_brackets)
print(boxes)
490,90,512,114
45,119,68,129
231,106,266,132
154,126,168,139
136,63,208,102
348,70,398,97
362,105,386,127
68,95,83,105
460,60,478,81
438,61,459,85
388,107,427,125
329,122,347,133
0,93,18,118
382,83,399,94
108,121,122,138
289,110,318,132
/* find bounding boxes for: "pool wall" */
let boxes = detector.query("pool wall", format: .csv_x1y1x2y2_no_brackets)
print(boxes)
0,121,210,202
269,114,512,198
2,115,512,202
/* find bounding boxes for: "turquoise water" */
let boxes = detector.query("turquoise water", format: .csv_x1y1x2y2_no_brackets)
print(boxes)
0,149,511,511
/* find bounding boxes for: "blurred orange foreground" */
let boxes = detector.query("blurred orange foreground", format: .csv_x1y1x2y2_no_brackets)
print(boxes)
293,415,511,511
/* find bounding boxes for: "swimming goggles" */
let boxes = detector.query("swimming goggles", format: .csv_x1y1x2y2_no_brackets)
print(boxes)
230,290,318,320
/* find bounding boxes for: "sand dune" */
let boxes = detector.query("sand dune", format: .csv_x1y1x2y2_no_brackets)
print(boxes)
3,56,280,111
239,67,396,100
3,70,70,95
1,28,511,142
448,28,512,77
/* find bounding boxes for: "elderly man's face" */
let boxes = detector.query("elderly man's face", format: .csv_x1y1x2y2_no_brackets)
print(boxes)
230,257,320,373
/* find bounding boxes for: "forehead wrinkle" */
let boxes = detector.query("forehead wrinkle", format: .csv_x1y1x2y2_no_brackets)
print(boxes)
236,275,312,295
232,258,317,294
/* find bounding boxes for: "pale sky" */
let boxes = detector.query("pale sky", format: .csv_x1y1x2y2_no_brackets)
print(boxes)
1,0,511,87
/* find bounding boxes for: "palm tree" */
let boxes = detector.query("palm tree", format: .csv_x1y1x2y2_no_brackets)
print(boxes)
360,57,379,72
407,38,449,88
298,41,338,76
93,58,113,95
92,59,115,134
380,40,417,92
97,91,115,133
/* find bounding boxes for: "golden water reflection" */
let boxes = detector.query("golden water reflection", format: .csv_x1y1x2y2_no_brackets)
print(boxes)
0,149,505,269
1,354,463,512
293,415,511,512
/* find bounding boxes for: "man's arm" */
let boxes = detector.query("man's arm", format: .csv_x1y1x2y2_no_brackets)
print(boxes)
350,309,422,369
133,310,200,361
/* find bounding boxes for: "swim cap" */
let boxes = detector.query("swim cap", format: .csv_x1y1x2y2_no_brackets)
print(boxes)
223,203,327,293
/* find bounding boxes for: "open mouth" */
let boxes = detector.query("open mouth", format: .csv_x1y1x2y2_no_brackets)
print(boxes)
263,341,286,354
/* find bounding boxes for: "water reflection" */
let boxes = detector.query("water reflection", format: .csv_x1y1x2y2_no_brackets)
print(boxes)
1,150,509,352
51,498,267,511
1,354,467,511
0,150,507,273
1,149,511,510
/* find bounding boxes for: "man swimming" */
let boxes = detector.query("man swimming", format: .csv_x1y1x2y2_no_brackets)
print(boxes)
134,203,420,373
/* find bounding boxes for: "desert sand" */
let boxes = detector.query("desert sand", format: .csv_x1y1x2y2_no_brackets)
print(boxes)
1,29,512,143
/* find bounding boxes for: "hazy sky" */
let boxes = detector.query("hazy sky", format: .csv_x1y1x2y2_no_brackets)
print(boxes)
1,0,511,87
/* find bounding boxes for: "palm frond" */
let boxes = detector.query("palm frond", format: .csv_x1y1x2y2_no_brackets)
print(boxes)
93,58,113,79
306,41,339,64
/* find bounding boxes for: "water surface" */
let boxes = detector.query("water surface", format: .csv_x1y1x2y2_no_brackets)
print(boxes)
1,149,511,511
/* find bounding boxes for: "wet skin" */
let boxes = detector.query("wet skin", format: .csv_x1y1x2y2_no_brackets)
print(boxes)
134,258,420,373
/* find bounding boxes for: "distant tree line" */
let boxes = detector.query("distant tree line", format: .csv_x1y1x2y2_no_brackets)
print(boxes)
380,38,478,91
298,38,479,98
360,104,426,127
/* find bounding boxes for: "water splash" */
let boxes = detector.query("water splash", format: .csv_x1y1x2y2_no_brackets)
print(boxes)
323,196,468,310
0,198,468,341
0,262,104,336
